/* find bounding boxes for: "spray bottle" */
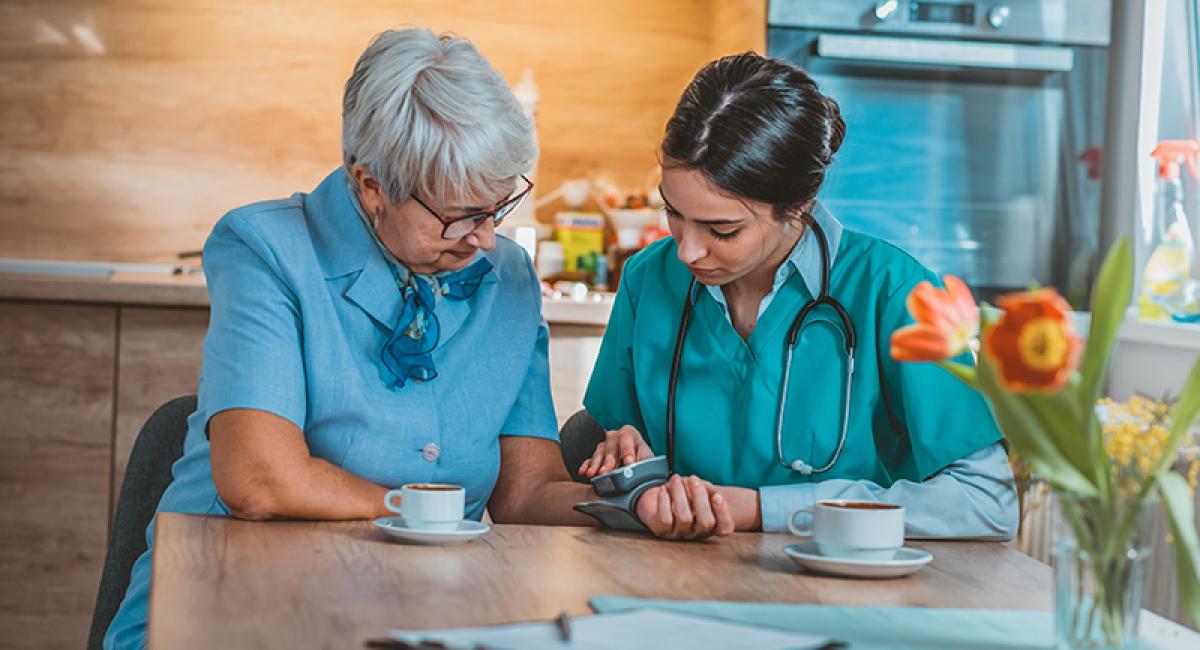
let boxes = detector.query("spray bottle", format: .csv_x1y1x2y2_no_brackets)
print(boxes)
1139,140,1199,320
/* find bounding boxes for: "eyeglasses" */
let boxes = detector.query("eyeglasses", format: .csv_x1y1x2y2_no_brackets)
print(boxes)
412,175,534,240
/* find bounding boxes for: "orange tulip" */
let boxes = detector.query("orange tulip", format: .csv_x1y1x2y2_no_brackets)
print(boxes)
890,275,980,362
983,288,1082,393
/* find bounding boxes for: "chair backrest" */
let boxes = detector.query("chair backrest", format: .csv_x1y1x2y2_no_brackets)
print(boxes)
558,409,607,483
87,395,195,650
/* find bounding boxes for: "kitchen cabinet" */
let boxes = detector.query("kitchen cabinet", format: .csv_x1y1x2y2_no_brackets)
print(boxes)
0,302,115,649
548,323,604,424
0,299,207,649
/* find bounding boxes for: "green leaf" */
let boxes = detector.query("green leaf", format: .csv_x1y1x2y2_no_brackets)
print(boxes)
1074,239,1132,505
975,353,1099,496
1154,359,1200,478
1078,240,1133,419
1156,472,1200,625
1020,385,1097,485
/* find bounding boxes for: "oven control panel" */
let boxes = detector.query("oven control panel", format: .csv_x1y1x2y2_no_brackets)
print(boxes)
909,2,977,26
768,0,1110,47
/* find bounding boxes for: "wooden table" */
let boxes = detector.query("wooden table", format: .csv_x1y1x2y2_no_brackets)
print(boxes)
147,513,1055,648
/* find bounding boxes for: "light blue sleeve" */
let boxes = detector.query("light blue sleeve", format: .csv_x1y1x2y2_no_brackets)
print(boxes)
199,215,307,431
759,442,1020,540
499,258,559,440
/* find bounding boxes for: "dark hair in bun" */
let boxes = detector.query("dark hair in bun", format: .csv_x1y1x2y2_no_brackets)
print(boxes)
661,52,846,220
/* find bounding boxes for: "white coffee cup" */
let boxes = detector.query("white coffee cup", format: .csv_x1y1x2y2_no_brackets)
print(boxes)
385,483,465,532
787,499,905,561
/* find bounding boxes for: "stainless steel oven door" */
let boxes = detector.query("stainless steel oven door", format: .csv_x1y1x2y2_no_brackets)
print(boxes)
769,28,1107,302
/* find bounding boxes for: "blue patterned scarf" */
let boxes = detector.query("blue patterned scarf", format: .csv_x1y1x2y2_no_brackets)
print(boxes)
347,180,494,388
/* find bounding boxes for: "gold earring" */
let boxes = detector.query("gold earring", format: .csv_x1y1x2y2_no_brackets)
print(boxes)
373,206,381,230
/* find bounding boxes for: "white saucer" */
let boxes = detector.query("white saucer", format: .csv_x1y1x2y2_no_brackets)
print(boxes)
784,541,932,579
374,516,490,546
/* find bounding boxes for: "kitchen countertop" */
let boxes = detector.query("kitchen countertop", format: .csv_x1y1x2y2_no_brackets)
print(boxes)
1117,317,1200,352
7,270,1199,340
0,271,614,327
0,271,209,307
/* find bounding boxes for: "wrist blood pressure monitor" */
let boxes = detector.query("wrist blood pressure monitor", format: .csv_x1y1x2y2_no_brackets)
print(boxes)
572,455,670,532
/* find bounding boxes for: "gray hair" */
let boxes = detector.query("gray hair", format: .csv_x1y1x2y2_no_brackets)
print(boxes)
342,27,536,206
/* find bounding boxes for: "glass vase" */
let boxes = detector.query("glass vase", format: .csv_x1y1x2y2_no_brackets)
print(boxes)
1052,493,1155,649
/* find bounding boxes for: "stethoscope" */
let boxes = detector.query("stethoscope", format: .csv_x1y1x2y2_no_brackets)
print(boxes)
665,214,858,476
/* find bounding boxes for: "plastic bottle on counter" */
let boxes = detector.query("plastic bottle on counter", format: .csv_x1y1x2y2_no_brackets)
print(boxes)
594,254,609,292
1139,140,1199,321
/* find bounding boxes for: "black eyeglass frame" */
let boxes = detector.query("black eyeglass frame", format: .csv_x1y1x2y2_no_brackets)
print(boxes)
411,175,534,240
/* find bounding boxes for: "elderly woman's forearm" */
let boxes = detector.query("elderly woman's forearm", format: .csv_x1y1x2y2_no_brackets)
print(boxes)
210,408,390,520
218,455,388,521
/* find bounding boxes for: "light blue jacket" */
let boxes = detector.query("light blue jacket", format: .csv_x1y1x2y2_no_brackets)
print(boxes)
104,169,557,649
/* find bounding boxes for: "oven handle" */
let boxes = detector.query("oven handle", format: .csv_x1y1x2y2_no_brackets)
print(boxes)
815,34,1074,72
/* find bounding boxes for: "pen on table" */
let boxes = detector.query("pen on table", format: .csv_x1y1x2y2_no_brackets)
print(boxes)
555,610,572,643
364,638,453,649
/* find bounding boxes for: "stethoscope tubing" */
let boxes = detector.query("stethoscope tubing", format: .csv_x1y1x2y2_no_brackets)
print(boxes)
665,214,857,475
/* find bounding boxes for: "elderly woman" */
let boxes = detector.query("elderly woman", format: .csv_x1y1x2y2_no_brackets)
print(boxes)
104,28,610,648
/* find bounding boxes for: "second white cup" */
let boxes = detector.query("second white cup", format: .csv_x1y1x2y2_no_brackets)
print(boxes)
787,499,905,561
385,483,466,532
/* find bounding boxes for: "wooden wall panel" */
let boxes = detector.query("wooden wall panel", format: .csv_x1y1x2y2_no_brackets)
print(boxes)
710,0,767,57
0,0,719,263
112,307,208,507
0,301,116,649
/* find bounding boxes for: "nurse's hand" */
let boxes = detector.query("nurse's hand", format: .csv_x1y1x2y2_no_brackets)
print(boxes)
578,425,654,478
635,474,735,540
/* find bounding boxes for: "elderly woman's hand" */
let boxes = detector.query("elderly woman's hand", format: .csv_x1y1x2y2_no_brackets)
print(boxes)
578,424,654,478
635,474,735,540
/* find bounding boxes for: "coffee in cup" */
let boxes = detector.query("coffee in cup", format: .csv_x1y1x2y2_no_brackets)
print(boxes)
787,499,905,561
385,483,466,531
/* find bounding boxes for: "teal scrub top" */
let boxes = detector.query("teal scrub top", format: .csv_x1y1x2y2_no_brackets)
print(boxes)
583,212,1002,491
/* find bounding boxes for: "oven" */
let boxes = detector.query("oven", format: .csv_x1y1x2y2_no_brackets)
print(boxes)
767,0,1111,303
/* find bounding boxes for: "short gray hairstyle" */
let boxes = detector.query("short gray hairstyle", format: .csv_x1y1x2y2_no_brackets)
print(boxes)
342,27,536,206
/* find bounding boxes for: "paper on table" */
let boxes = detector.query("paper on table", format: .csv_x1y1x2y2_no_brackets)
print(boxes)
389,608,830,650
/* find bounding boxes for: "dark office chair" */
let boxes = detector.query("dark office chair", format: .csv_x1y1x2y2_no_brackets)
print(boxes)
559,409,608,483
87,395,195,650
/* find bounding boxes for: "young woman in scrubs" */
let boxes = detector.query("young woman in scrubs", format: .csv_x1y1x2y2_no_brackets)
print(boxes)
580,53,1019,541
